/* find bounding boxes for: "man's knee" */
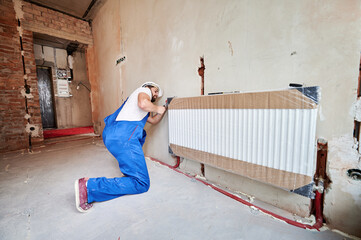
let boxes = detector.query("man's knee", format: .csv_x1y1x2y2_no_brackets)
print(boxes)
136,179,150,193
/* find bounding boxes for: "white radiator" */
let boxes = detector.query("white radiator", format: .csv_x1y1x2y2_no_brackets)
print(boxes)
168,87,320,197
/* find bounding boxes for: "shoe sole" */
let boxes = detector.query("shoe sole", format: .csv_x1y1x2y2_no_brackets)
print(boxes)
74,179,89,213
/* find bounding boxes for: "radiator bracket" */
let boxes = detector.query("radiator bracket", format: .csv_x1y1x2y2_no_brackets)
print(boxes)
291,182,315,199
294,86,320,104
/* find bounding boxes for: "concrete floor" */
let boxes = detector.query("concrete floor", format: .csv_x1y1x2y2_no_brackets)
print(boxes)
0,136,351,240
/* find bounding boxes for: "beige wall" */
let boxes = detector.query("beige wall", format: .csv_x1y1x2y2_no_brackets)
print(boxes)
91,0,361,236
70,51,93,127
90,0,122,133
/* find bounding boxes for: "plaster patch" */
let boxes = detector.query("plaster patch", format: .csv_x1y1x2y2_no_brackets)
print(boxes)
25,123,40,137
24,114,31,119
17,26,23,36
12,0,24,20
249,206,260,215
328,134,361,205
195,174,206,181
331,229,361,240
228,41,234,56
328,135,361,170
350,98,361,121
235,190,255,203
321,226,330,231
295,214,316,225
248,205,316,228
20,88,34,99
249,205,290,225
171,37,184,51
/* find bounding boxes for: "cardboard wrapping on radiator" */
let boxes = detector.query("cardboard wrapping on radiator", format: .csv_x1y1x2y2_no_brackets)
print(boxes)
168,87,320,195
169,88,318,110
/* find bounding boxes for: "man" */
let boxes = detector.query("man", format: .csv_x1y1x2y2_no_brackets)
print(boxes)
75,82,167,212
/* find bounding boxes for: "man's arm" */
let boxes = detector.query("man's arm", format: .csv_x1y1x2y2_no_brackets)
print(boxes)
147,108,167,124
138,92,166,124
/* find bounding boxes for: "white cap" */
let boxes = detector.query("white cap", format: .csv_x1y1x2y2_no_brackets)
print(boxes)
141,82,163,98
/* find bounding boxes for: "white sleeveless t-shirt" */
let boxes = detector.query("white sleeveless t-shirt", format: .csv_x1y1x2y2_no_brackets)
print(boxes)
115,87,152,121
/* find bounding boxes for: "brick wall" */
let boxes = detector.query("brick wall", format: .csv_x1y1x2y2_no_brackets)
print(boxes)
22,27,43,145
0,0,93,152
21,1,93,45
0,0,29,152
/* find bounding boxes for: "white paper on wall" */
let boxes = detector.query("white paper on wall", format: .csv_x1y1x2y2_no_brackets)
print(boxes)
57,79,70,97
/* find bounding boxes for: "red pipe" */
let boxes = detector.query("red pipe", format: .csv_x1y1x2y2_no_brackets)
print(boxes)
148,156,323,231
173,156,180,168
313,191,324,229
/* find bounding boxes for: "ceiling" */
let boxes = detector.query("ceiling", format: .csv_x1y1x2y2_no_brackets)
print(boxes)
23,0,98,20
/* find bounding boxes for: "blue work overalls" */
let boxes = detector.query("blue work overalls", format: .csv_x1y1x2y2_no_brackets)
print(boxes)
87,100,150,203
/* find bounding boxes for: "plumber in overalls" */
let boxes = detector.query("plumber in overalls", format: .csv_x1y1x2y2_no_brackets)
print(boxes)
75,82,167,212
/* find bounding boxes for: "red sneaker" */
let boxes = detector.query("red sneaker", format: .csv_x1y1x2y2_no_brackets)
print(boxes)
74,178,93,212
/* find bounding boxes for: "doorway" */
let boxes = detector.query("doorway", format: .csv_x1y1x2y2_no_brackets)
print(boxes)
36,66,56,129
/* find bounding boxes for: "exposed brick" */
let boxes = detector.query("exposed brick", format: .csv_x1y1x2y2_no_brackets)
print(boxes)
0,0,37,153
23,12,34,20
30,8,41,16
34,15,45,22
1,0,92,153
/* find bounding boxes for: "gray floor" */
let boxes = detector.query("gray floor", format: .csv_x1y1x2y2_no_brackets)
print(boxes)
0,136,350,240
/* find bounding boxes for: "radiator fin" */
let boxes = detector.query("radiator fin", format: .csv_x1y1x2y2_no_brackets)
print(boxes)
169,108,317,177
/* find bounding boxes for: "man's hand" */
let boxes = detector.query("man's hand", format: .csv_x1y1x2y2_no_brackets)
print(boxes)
157,106,166,115
148,106,167,124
